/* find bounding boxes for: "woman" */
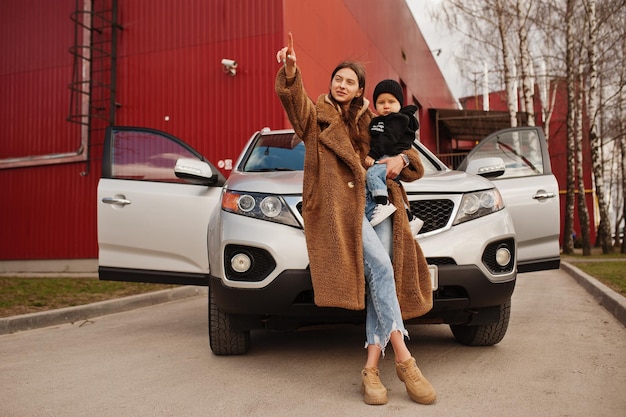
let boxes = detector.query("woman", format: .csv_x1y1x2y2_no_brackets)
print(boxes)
275,33,435,406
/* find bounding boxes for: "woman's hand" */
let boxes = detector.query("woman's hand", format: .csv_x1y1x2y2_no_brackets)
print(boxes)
378,154,406,179
365,156,375,168
276,32,297,78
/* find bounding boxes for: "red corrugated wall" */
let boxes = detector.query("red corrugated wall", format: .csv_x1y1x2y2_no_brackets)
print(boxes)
113,0,285,164
0,0,457,261
283,0,458,152
0,0,95,259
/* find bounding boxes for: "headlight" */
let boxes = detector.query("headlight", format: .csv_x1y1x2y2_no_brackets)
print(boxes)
237,194,256,212
221,190,301,227
453,189,504,225
259,196,282,218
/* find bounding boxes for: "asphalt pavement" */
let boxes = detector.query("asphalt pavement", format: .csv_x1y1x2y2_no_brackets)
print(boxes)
0,262,624,335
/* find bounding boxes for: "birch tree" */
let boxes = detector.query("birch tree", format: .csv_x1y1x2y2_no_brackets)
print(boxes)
584,0,613,252
516,0,536,126
562,0,577,254
440,0,519,125
435,0,626,254
498,2,519,127
618,31,626,253
618,135,626,252
576,62,592,255
615,133,626,253
530,0,566,142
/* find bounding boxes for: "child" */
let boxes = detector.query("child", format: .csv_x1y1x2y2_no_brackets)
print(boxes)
365,79,424,235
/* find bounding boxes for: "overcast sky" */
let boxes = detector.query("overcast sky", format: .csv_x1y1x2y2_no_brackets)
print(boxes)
406,0,467,98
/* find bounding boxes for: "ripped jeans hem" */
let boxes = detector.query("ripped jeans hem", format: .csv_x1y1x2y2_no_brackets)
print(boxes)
364,328,410,357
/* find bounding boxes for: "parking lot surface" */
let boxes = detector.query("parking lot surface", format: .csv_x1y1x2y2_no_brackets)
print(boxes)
1,268,625,417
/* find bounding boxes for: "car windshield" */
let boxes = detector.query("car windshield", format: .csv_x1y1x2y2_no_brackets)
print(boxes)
414,143,444,174
242,132,305,172
241,132,444,174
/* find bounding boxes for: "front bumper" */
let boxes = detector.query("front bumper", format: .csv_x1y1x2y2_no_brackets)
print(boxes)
209,263,516,327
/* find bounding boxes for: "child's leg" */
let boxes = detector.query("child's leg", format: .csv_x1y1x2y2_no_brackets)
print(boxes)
367,161,396,226
366,163,390,204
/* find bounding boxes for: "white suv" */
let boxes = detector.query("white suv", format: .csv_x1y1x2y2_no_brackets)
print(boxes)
98,126,560,355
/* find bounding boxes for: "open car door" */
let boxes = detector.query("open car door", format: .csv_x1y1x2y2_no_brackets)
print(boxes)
97,127,225,285
458,127,560,273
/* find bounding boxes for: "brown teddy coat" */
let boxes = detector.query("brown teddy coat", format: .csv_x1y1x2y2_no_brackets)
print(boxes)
275,67,432,319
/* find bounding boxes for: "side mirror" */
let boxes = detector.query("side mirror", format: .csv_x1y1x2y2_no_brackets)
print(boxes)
175,158,218,185
465,157,506,178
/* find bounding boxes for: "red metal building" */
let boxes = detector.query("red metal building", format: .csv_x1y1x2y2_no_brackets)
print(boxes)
0,0,458,268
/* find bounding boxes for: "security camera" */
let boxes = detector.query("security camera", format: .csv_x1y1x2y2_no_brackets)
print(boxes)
221,58,238,76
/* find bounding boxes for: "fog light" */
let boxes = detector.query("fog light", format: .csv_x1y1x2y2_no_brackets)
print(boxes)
495,247,511,266
231,253,252,273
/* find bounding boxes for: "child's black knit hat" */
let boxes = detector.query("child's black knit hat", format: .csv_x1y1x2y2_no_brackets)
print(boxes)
373,79,404,107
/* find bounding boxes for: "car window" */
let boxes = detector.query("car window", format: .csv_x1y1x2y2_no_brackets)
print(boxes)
111,130,197,182
411,142,447,174
241,132,442,175
417,149,443,175
467,129,545,179
243,133,305,172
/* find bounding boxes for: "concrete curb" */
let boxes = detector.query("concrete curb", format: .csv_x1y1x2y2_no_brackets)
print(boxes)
561,261,626,327
0,286,208,335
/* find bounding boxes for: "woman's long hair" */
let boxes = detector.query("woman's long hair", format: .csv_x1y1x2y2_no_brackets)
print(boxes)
329,61,368,145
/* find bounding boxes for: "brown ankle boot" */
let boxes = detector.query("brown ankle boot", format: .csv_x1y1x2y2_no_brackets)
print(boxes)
361,367,388,405
395,357,436,404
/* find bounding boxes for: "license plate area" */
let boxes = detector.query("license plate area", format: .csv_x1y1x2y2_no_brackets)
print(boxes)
428,265,438,290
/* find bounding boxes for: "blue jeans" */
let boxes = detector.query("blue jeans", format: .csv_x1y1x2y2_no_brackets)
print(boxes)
365,160,389,222
362,215,408,354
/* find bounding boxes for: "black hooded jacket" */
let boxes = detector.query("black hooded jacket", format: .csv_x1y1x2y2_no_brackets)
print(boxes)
368,105,419,160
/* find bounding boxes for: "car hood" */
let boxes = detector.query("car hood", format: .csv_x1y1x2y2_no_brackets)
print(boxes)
404,170,494,194
225,171,305,194
225,169,494,195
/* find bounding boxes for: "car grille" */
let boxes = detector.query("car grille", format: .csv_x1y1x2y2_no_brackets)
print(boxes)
297,199,454,235
409,199,454,234
224,244,276,282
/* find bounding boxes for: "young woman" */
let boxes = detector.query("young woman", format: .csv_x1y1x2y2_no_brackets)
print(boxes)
275,33,436,406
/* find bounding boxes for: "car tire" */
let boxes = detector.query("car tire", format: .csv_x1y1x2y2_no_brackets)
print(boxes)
449,298,511,346
208,288,250,355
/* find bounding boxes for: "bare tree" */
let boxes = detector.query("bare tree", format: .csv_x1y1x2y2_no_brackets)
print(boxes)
622,134,626,253
562,0,578,254
499,1,519,126
516,0,536,126
576,61,592,255
617,136,625,251
619,30,626,253
538,69,559,143
583,0,613,252
435,0,626,254
531,0,567,143
440,0,519,124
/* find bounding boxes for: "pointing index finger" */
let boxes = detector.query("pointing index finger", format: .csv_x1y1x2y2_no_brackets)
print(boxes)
287,32,294,55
